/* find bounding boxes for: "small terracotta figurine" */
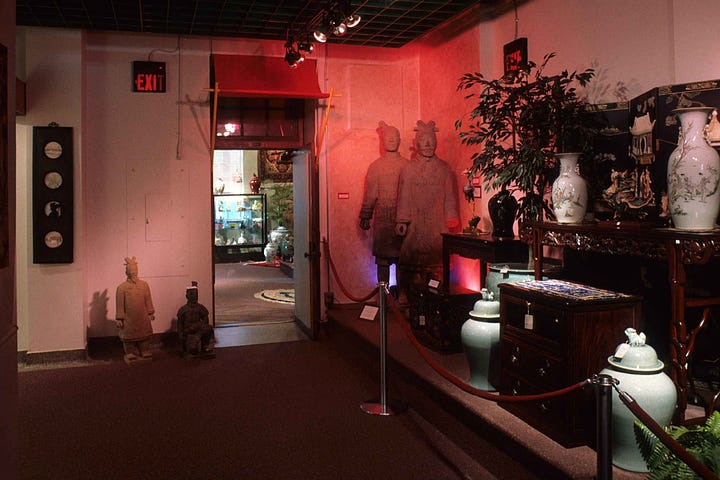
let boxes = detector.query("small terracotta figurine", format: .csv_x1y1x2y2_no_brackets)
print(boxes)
359,121,408,284
177,281,215,358
115,256,155,365
395,120,460,293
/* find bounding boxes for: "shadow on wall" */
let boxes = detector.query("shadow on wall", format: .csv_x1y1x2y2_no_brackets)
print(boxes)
88,289,115,337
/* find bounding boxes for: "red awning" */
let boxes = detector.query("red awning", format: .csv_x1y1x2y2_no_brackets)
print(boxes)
211,54,329,99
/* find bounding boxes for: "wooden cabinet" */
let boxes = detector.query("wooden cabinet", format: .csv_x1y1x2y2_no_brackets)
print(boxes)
498,280,642,447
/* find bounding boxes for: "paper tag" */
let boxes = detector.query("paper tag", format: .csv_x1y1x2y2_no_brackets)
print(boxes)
359,305,379,321
614,343,630,359
428,279,440,289
524,314,534,330
419,315,426,326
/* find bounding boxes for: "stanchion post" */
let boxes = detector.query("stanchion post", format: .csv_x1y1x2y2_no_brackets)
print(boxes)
361,281,404,416
593,373,616,480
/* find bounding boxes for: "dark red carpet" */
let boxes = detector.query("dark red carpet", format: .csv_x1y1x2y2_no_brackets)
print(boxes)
19,329,483,480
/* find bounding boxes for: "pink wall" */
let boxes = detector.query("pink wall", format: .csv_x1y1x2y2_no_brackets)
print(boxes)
13,0,720,350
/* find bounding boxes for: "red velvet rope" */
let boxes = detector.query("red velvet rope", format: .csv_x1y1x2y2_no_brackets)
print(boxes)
323,240,587,402
322,240,379,303
386,294,588,403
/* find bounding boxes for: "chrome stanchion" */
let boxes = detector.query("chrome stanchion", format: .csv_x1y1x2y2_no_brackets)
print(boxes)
593,373,617,480
361,281,405,416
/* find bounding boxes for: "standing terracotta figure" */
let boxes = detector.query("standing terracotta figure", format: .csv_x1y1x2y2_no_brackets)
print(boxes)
395,120,460,292
359,121,408,284
115,256,155,364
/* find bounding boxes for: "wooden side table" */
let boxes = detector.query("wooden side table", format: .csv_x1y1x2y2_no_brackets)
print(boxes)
441,233,528,289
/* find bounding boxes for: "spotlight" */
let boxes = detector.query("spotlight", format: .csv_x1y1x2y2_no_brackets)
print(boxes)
345,13,361,28
332,21,347,36
313,24,328,43
284,40,304,68
297,36,314,54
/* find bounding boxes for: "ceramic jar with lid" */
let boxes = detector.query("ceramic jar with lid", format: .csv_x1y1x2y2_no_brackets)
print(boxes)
460,289,500,391
599,328,676,472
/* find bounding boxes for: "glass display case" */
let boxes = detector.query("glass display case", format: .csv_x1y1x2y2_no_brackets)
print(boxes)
214,193,266,262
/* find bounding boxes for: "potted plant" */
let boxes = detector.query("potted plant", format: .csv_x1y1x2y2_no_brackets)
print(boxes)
633,410,720,479
456,53,596,223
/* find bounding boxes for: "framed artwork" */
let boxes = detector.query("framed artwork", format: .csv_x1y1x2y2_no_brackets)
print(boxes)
258,149,293,182
33,125,74,263
0,43,8,268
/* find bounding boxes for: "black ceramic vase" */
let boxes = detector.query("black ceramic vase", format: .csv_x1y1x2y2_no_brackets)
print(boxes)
488,189,518,237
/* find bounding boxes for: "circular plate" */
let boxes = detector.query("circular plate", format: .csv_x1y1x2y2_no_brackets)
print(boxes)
44,171,63,189
44,231,63,248
44,201,62,218
44,141,63,159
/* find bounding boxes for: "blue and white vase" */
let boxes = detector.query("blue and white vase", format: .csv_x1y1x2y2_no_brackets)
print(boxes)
667,107,720,230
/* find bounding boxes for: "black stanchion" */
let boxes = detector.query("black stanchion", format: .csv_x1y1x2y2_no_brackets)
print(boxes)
361,281,405,416
593,374,616,480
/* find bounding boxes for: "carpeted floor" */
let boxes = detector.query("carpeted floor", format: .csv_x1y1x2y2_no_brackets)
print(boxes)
214,262,294,326
17,328,512,480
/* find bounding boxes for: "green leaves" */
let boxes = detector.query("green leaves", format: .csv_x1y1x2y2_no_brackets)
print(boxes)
634,411,720,480
456,52,595,222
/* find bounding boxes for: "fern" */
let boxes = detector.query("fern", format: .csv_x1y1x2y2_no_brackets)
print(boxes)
633,411,720,479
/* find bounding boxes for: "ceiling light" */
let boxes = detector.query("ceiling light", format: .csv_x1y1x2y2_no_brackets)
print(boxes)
284,39,305,68
345,14,361,28
332,21,347,36
313,24,328,43
297,37,314,53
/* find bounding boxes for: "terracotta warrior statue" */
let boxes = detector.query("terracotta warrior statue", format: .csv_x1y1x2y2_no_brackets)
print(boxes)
359,121,408,284
177,281,215,358
395,120,460,293
115,256,155,364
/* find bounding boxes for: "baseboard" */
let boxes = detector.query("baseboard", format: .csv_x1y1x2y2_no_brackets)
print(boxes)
19,348,87,365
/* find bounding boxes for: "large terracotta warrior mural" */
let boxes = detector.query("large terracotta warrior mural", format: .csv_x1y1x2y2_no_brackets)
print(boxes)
395,120,460,295
359,121,407,284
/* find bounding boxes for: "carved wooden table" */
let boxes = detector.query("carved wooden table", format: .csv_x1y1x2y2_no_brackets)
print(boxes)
441,233,528,288
521,221,720,424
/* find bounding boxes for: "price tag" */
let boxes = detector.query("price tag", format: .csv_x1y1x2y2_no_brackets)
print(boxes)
359,305,379,321
419,315,426,326
524,314,534,330
614,343,630,359
428,279,440,289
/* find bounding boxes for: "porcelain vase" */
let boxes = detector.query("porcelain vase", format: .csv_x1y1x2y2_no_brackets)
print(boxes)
599,328,677,473
551,153,588,223
460,289,500,391
667,107,720,230
488,189,518,237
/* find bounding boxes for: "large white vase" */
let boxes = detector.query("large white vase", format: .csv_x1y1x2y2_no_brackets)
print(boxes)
667,107,720,230
460,289,500,391
599,328,676,473
552,152,588,223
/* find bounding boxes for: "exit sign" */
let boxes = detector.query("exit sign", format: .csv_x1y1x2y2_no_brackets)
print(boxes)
132,61,166,92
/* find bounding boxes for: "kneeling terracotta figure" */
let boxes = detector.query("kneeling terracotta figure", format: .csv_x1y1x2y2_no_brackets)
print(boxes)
177,281,215,358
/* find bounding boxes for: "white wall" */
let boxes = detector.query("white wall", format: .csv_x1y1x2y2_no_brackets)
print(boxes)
16,28,84,353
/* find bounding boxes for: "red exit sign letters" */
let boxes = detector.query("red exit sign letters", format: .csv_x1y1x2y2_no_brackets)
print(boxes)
132,61,166,93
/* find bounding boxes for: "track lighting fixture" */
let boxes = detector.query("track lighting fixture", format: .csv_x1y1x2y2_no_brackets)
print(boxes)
297,35,314,54
311,1,361,44
284,38,305,68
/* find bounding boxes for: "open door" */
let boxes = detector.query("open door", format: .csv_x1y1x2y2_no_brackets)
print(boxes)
292,148,320,338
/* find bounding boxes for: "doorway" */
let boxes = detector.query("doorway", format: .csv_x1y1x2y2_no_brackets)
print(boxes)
211,149,305,346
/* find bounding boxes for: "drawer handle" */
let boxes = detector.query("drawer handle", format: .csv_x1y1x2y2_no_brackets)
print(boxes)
539,402,550,413
512,345,520,354
511,355,519,365
537,367,547,377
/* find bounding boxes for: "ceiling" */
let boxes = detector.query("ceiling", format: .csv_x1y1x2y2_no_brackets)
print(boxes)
16,0,516,48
